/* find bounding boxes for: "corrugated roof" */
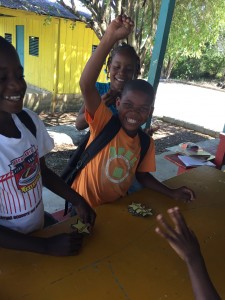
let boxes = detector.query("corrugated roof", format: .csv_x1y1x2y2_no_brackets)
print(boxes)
0,0,90,20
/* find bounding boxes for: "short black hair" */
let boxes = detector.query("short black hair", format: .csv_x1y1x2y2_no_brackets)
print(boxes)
106,43,141,79
0,36,18,57
0,35,14,50
121,79,155,103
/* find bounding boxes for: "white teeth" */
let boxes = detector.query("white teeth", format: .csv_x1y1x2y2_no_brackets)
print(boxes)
127,118,137,124
116,78,125,82
4,96,21,102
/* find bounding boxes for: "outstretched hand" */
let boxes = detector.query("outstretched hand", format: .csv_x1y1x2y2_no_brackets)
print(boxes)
101,89,120,107
171,186,195,203
155,207,201,262
46,232,83,256
106,15,134,42
75,197,96,228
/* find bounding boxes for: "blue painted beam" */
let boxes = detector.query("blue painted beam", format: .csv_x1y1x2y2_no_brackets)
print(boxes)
146,0,176,128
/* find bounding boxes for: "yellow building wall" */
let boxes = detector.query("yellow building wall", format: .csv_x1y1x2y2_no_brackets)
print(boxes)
0,8,57,92
0,7,107,95
57,20,107,94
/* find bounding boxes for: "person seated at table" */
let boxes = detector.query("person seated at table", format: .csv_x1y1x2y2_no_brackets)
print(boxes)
0,36,95,256
70,15,195,209
155,207,221,300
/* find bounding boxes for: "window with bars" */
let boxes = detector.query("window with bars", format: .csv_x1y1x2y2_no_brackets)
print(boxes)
29,36,39,56
92,45,97,53
4,33,12,43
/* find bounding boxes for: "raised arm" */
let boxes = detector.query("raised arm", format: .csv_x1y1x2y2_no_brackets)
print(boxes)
79,15,134,118
155,207,221,300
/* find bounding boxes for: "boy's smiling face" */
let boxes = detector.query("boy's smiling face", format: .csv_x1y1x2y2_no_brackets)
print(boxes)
116,89,153,137
0,42,27,114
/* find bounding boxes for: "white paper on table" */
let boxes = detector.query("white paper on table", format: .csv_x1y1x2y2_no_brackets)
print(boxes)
178,155,216,167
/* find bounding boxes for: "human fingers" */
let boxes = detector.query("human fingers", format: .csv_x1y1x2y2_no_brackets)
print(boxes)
84,205,96,226
167,207,190,236
114,15,123,23
178,187,195,203
155,214,188,261
88,209,96,227
155,222,177,245
69,232,83,253
156,213,176,237
121,15,134,26
102,93,113,104
184,187,195,202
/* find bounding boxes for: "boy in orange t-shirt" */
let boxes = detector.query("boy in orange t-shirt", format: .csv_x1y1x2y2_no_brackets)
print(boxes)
72,15,195,208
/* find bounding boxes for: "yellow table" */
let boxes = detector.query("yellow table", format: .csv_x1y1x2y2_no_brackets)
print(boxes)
1,166,225,300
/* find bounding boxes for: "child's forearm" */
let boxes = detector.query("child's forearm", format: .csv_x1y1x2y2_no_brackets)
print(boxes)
186,255,221,300
41,162,85,206
136,172,174,197
0,225,46,253
136,172,194,202
40,158,96,225
79,32,115,117
0,225,83,256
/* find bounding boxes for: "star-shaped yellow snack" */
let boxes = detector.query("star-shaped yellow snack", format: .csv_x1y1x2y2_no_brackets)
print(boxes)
71,219,90,234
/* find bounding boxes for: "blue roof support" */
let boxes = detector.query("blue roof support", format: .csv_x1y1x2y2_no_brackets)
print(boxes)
145,0,176,128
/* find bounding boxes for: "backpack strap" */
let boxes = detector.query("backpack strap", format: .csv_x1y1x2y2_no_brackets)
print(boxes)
61,131,90,183
62,115,121,186
137,129,151,167
63,115,121,215
76,115,121,170
16,110,37,138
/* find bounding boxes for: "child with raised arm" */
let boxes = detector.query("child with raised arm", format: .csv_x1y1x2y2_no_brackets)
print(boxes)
76,43,141,130
70,15,195,208
155,207,221,300
0,36,95,256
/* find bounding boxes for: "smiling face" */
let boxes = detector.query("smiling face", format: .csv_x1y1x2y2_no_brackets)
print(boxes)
116,90,153,137
0,39,27,114
108,50,137,93
116,79,155,137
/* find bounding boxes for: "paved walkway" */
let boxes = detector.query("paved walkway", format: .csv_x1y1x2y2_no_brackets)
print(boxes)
154,82,225,135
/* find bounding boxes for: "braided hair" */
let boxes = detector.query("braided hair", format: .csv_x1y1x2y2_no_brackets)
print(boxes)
106,42,141,79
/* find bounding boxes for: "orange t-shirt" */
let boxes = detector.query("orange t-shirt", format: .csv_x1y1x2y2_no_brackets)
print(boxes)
71,102,156,207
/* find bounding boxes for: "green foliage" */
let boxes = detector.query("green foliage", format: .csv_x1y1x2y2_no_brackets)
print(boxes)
58,0,225,77
163,0,225,78
171,42,225,80
166,0,225,59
